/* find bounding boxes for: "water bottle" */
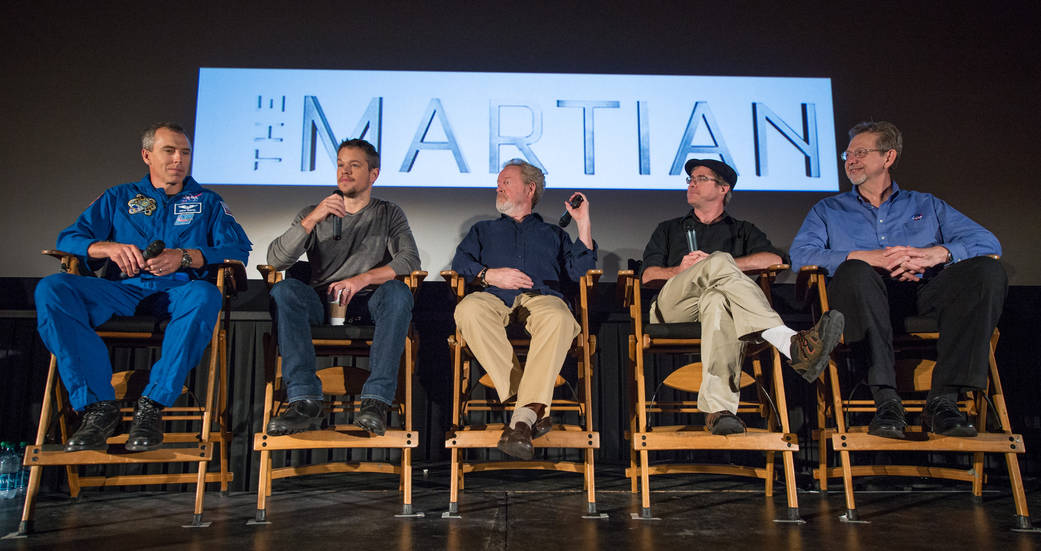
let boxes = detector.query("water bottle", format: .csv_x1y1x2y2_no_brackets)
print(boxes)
0,442,16,499
16,442,29,496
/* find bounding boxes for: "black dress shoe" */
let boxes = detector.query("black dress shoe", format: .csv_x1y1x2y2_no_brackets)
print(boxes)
355,398,390,436
868,399,908,439
126,397,164,452
497,422,534,460
923,396,977,437
706,411,746,435
266,399,324,436
532,416,552,439
789,310,844,383
65,400,120,452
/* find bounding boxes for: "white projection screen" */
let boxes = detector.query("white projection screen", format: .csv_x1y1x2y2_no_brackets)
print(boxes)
194,68,838,193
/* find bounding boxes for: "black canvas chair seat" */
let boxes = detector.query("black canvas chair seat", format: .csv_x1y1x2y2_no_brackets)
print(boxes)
643,322,702,340
309,324,376,341
96,315,169,334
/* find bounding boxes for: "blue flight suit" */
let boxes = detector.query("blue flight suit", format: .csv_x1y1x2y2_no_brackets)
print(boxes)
34,175,252,410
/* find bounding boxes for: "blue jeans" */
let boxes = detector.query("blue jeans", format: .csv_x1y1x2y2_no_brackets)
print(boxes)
269,278,413,405
35,273,223,410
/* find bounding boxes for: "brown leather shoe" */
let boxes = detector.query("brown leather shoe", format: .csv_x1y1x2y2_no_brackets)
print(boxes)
790,310,844,383
706,410,746,435
497,422,535,460
532,416,552,439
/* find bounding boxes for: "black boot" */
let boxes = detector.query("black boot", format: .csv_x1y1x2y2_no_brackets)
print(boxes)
355,398,389,436
267,399,324,436
65,400,120,452
126,397,164,451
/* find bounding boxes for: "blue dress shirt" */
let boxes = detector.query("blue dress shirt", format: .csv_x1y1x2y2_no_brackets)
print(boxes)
451,213,597,305
790,182,1000,275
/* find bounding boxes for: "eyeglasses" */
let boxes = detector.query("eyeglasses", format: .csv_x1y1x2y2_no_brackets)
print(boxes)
685,175,721,185
840,148,886,161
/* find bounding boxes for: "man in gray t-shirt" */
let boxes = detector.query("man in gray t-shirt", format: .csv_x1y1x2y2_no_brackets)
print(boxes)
265,138,420,436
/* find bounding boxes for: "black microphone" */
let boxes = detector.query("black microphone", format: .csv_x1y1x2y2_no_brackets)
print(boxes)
332,189,344,240
558,194,584,228
120,240,164,278
143,240,166,260
683,220,697,252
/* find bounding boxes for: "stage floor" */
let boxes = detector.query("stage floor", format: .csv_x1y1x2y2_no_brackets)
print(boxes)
2,466,1039,550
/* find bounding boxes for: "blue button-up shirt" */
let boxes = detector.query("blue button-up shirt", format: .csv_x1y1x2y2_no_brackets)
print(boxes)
451,213,597,305
790,182,1000,275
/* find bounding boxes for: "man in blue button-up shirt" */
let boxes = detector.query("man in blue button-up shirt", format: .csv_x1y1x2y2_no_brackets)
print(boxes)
790,121,1006,440
34,123,251,453
451,159,596,460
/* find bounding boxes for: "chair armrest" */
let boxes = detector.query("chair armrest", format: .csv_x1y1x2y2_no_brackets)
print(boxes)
616,269,637,308
583,268,603,287
42,249,81,274
397,270,428,293
440,270,466,301
214,260,248,293
796,265,826,303
256,264,282,288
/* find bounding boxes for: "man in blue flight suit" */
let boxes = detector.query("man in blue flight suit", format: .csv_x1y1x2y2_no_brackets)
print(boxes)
34,122,252,452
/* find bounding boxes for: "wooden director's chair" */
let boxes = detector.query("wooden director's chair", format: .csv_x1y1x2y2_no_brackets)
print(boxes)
251,264,427,522
12,250,244,537
440,269,604,518
619,264,802,522
801,265,1034,531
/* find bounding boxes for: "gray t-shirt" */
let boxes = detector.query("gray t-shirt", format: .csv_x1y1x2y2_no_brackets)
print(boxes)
267,197,421,287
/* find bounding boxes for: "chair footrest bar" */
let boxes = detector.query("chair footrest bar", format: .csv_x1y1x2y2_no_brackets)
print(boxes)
831,432,1024,453
77,471,232,487
25,444,213,465
632,431,797,451
445,430,599,448
255,430,418,450
270,461,400,479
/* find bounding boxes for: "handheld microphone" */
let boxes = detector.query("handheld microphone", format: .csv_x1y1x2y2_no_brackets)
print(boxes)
120,240,165,278
143,240,166,260
332,189,344,240
683,220,697,252
558,194,584,228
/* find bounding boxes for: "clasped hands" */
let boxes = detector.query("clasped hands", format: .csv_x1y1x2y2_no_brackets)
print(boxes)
91,242,183,277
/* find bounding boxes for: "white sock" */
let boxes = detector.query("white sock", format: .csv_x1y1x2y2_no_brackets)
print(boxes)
761,325,798,359
509,405,538,429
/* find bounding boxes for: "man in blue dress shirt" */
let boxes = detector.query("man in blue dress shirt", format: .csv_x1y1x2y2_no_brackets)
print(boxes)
451,159,595,460
790,121,1005,439
34,123,252,452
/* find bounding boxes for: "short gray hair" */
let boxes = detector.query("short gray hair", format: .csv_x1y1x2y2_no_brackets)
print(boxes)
849,120,902,168
141,122,190,151
503,158,545,207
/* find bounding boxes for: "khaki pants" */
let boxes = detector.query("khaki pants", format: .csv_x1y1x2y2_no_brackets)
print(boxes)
454,292,581,415
650,252,783,414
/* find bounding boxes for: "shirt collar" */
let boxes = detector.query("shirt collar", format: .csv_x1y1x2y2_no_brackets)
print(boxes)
498,212,544,225
137,175,201,200
684,209,731,226
852,181,902,207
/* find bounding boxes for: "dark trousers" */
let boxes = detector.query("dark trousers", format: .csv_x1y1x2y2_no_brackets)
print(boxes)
827,256,1007,394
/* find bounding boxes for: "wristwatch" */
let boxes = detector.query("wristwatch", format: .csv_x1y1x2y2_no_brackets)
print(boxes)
476,267,489,288
179,248,193,269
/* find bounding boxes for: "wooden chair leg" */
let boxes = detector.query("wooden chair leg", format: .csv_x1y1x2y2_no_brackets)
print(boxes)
584,447,597,514
256,448,271,520
447,448,460,515
839,449,858,521
638,449,652,518
765,451,775,497
188,460,210,527
401,447,414,515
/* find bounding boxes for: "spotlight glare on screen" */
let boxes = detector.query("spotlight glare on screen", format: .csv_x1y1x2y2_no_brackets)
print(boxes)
194,68,838,192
